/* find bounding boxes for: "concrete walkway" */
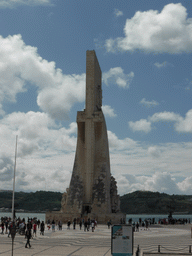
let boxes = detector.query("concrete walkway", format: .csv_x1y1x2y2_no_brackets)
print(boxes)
135,224,192,256
0,224,192,255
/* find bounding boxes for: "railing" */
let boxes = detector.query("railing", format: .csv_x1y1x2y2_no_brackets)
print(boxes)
141,244,192,255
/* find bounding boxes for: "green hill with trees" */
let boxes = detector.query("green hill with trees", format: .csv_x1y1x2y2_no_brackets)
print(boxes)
1,190,192,214
120,190,192,214
0,191,62,212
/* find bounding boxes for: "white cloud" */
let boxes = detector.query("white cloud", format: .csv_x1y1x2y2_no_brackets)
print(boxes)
103,67,134,88
105,38,116,53
0,0,52,8
116,172,182,195
0,111,76,157
154,61,167,68
102,105,117,118
114,9,123,17
129,119,152,133
1,110,192,195
37,73,85,120
107,130,138,151
129,109,192,134
0,157,14,181
0,110,77,191
143,172,180,194
150,111,182,122
147,146,160,158
0,34,86,119
178,177,192,194
106,3,192,53
140,98,159,108
110,139,192,180
155,61,174,69
175,109,192,133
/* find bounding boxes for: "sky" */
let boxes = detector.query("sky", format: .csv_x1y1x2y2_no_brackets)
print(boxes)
1,0,192,196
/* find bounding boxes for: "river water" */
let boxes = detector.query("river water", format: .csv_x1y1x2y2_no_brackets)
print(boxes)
0,212,45,222
1,212,192,224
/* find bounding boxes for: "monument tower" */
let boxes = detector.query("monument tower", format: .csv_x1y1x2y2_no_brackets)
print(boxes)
46,51,125,223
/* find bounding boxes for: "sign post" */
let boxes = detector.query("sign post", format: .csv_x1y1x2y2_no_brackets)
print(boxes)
111,224,133,256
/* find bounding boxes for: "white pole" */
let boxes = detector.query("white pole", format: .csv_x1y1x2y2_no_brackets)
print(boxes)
12,135,18,221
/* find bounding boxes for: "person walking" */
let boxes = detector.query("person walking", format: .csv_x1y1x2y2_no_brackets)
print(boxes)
37,219,40,229
84,221,88,232
5,220,8,234
52,220,55,231
87,219,90,231
67,220,71,230
79,220,82,230
107,220,111,229
25,229,32,248
33,222,37,237
73,218,76,230
40,221,45,235
1,222,4,234
91,221,95,232
8,221,12,238
58,220,62,230
136,222,139,232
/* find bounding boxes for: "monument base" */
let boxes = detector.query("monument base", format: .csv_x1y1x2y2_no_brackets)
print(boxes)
45,211,126,225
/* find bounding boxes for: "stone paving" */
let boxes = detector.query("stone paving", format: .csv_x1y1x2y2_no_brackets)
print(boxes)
0,224,192,255
135,225,192,255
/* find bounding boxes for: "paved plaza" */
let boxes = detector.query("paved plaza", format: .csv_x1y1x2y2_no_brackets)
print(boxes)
0,224,192,255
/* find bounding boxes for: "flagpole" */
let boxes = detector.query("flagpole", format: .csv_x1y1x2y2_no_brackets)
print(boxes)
12,135,18,221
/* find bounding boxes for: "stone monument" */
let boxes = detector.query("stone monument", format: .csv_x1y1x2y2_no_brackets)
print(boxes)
46,50,125,224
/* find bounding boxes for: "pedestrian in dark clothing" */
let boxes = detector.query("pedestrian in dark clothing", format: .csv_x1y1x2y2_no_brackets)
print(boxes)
40,221,45,235
8,222,12,237
73,218,76,230
136,222,139,232
37,219,40,229
67,221,71,230
87,219,90,231
52,220,55,231
79,220,82,230
25,229,32,248
27,221,32,231
84,221,88,231
58,220,62,230
1,222,4,234
5,220,8,234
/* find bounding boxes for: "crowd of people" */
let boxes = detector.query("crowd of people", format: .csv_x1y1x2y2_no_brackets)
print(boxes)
0,216,46,248
47,218,98,232
0,216,100,241
127,217,191,232
159,217,190,225
0,216,101,237
2,215,191,247
0,216,45,236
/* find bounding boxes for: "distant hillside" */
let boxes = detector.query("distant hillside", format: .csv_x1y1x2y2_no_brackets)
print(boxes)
0,191,62,212
120,190,192,214
1,190,192,214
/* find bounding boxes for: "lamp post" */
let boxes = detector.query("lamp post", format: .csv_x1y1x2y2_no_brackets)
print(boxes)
11,135,18,256
12,135,18,221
